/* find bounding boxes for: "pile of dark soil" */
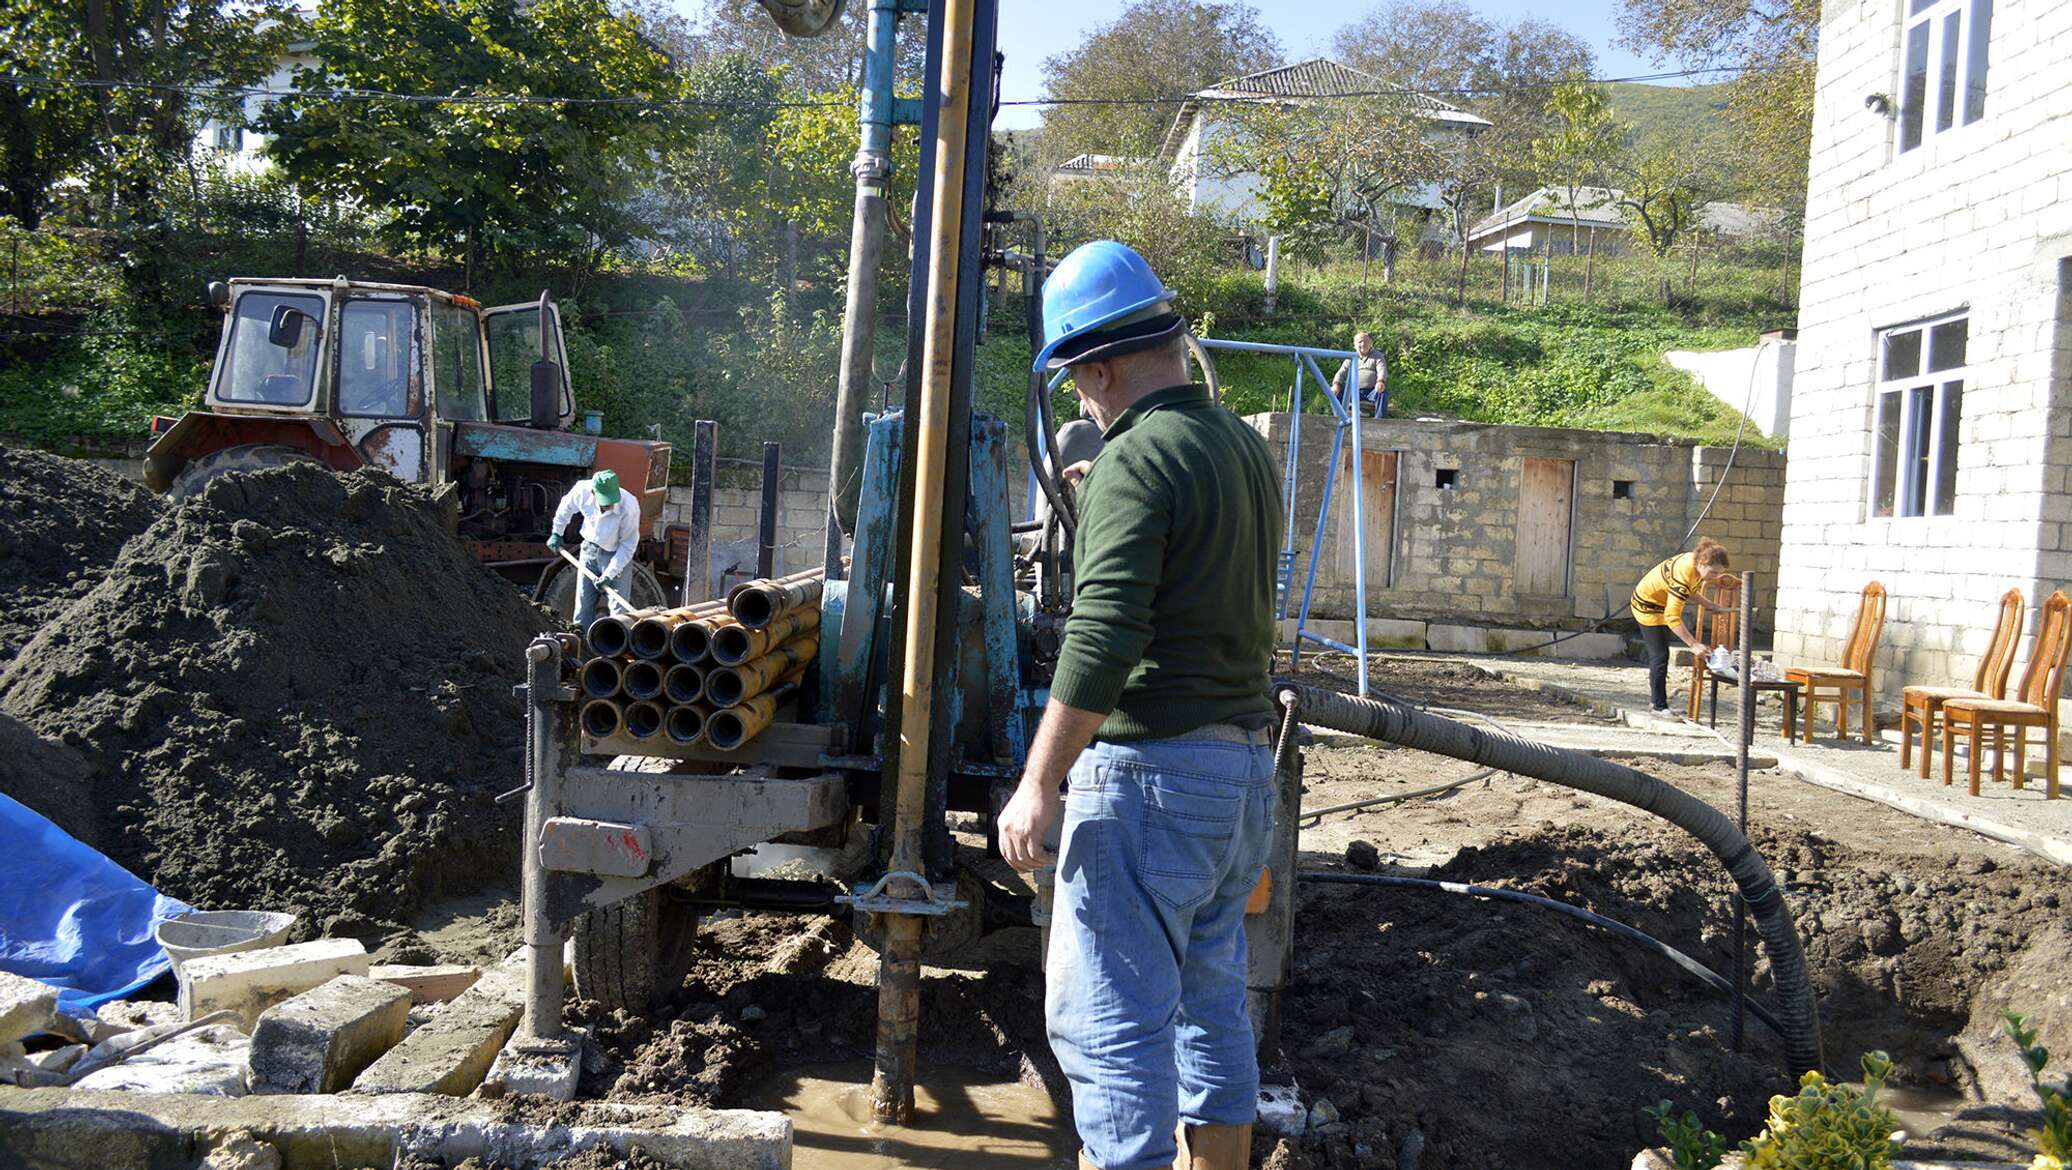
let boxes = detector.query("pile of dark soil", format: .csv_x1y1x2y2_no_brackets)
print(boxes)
0,444,164,662
1278,650,1618,725
0,464,553,946
1280,788,2062,1170
0,710,99,847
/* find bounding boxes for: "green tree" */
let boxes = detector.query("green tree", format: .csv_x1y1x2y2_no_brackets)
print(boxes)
1616,0,1817,215
1036,0,1281,170
1612,137,1712,260
673,0,928,94
1434,131,1501,307
258,0,682,284
0,0,289,229
1530,76,1621,302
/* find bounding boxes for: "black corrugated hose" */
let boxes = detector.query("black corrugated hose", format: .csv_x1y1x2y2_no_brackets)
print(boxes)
1274,682,1823,1076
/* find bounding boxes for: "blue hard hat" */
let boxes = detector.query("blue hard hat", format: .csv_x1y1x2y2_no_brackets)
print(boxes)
1034,241,1174,371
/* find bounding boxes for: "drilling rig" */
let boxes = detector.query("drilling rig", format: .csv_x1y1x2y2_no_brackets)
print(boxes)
509,0,1303,1124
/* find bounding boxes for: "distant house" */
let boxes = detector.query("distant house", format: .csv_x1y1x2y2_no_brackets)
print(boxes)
193,7,318,171
1158,58,1490,224
1044,153,1153,204
1465,185,1782,257
1772,0,2072,718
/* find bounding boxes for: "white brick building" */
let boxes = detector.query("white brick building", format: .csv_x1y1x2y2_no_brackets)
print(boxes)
1774,0,2072,711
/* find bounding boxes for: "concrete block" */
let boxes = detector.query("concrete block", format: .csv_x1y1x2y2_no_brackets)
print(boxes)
1257,1082,1307,1137
180,940,370,1031
484,1033,583,1101
71,1024,251,1096
1485,628,1558,655
0,1085,791,1170
249,975,411,1095
1425,624,1488,653
369,965,481,1004
0,973,58,1044
351,962,524,1096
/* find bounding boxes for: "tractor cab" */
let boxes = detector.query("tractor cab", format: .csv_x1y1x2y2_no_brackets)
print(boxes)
145,277,679,610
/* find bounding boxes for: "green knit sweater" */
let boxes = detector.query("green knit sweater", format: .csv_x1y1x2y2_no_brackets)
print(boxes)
1048,383,1282,741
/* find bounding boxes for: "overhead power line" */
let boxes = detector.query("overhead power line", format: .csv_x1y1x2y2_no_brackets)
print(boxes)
2,66,1745,114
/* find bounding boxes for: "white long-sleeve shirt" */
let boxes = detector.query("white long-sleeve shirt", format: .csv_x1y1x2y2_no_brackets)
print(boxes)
552,480,642,580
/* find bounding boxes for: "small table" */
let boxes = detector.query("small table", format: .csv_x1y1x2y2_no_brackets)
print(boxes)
1706,674,1803,737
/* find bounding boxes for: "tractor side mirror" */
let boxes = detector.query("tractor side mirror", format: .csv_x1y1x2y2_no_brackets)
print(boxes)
268,304,311,349
530,359,563,430
207,281,230,308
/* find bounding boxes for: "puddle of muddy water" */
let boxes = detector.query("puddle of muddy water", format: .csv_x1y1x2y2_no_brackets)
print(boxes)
746,1061,1077,1169
1881,1084,1972,1141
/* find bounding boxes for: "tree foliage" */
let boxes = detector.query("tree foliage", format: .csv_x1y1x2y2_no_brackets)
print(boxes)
1616,0,1817,213
1611,137,1715,259
1531,76,1621,299
1214,93,1447,257
671,0,928,94
0,0,290,228
1036,0,1280,169
258,0,682,279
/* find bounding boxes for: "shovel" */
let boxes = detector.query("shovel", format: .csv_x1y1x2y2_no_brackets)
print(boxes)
555,545,635,614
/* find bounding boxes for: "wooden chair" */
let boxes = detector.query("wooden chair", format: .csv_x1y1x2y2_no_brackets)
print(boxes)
1942,590,2071,799
1900,589,2024,778
1684,573,1742,721
1784,582,1886,745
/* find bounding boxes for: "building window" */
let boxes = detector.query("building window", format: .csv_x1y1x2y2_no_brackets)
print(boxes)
1870,313,1967,518
1899,0,1992,152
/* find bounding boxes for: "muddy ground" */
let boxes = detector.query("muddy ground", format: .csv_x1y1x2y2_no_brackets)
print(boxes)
530,659,2062,1170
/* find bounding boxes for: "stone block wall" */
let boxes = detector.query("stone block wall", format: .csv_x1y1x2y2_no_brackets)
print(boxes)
1775,0,2072,710
660,467,833,581
1245,414,1786,631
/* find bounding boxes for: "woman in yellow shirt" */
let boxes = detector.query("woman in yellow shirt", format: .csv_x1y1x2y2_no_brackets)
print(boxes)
1631,538,1732,714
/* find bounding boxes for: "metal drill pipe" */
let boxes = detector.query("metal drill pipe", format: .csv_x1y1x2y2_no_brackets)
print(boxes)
586,614,637,659
629,601,729,660
666,704,707,746
579,698,623,740
705,680,802,750
828,0,900,536
622,659,665,702
705,634,818,707
664,663,705,705
670,614,740,665
873,0,976,1127
579,657,623,700
712,606,822,667
624,700,665,741
728,574,825,631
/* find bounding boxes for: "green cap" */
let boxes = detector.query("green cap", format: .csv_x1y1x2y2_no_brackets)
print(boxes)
592,469,621,504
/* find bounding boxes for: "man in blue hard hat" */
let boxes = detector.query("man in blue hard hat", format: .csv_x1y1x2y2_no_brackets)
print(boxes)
547,469,642,634
998,240,1282,1170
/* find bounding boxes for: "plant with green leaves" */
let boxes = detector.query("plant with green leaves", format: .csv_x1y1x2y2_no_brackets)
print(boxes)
1530,75,1623,303
1740,1052,1901,1170
1646,1100,1727,1170
2003,1012,2072,1169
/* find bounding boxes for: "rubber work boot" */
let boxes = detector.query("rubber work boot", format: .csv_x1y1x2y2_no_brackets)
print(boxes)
1175,1123,1252,1170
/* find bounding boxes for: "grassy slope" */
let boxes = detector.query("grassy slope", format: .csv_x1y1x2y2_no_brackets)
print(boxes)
1605,81,1733,148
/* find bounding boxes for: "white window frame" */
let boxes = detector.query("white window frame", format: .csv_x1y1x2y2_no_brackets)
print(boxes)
1869,311,1969,520
1898,0,1993,153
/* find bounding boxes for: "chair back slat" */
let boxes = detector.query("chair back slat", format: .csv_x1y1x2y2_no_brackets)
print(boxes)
2017,591,2072,708
1975,588,2026,698
1842,582,1887,675
1698,573,1741,648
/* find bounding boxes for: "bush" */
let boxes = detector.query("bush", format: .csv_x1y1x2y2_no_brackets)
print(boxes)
1739,1052,1901,1170
2004,1012,2072,1169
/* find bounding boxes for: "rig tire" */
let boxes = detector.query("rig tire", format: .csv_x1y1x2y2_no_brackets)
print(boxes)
166,443,322,500
569,755,707,1011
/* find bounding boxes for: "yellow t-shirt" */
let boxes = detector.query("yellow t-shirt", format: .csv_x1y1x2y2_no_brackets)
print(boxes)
1631,552,1700,628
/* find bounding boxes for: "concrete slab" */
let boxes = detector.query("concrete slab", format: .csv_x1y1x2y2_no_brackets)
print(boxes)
369,964,481,1004
1425,624,1488,653
0,1085,791,1170
181,939,370,1030
0,973,58,1044
351,961,523,1096
250,975,411,1095
70,1023,250,1095
1500,720,1780,768
1284,617,1428,650
484,1033,583,1101
1256,1082,1306,1137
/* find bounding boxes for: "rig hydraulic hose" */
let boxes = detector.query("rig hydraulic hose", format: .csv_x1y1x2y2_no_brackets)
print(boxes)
1298,871,1787,1041
1275,682,1822,1075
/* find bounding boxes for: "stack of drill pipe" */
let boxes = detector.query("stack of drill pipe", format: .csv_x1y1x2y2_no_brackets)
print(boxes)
726,566,826,631
589,598,727,661
710,606,821,667
707,676,805,750
704,633,818,708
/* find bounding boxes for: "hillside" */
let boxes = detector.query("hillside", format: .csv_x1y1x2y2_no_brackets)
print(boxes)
1605,80,1732,147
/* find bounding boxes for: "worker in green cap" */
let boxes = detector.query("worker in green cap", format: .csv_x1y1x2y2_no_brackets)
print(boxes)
548,469,642,634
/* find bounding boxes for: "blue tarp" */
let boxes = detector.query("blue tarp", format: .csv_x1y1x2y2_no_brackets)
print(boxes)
0,791,190,1015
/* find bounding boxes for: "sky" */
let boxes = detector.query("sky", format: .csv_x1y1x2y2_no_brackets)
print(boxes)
990,0,1664,131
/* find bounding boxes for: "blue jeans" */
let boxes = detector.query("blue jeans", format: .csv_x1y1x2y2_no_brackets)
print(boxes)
572,539,634,634
1046,728,1276,1170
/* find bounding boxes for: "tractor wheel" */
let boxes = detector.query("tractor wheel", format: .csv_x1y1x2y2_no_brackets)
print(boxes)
167,443,322,500
568,755,707,1011
541,560,670,629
